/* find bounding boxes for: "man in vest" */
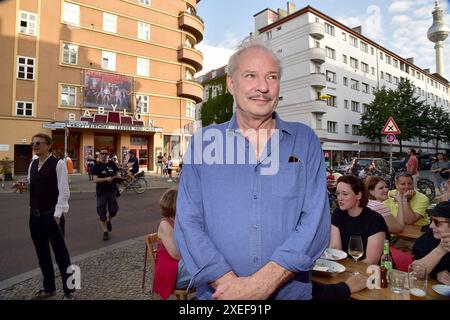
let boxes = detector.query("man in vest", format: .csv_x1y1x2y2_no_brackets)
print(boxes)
13,133,74,299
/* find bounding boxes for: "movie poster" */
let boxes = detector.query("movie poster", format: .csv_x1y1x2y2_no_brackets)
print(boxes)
83,70,132,111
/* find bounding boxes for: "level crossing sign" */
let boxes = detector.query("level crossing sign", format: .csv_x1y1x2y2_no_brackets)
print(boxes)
381,117,401,134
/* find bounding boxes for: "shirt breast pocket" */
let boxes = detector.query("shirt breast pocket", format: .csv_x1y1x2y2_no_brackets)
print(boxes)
271,163,301,198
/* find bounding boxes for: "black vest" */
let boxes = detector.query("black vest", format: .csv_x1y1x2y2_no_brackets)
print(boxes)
29,156,59,210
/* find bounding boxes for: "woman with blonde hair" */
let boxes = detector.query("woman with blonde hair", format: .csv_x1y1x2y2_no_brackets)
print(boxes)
365,176,405,234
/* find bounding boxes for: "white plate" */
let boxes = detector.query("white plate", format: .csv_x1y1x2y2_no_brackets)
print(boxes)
432,284,450,297
320,248,348,261
313,259,346,277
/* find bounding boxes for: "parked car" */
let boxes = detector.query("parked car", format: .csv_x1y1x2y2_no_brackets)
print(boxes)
354,158,388,174
418,154,433,170
383,157,405,172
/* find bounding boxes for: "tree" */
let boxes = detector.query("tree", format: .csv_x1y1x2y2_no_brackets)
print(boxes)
200,92,234,126
421,103,450,152
360,79,426,153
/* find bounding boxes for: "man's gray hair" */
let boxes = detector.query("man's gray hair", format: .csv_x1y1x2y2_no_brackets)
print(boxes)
226,38,282,78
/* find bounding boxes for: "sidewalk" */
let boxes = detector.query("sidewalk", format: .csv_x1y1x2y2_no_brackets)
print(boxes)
0,172,177,193
0,236,155,300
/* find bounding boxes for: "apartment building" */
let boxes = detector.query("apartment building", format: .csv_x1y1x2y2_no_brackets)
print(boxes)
253,3,450,166
0,0,203,174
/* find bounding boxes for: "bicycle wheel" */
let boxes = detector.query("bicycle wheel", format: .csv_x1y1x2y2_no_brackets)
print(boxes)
132,178,148,194
417,178,435,202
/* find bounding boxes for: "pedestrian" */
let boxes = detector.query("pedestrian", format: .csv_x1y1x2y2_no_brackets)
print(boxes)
162,153,168,176
12,133,75,300
156,152,164,175
126,150,139,182
431,152,449,195
406,148,419,188
92,148,121,241
65,153,73,184
174,39,330,300
86,155,95,181
167,156,173,182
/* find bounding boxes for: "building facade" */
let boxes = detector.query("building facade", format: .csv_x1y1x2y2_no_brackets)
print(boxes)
0,0,203,174
253,3,450,166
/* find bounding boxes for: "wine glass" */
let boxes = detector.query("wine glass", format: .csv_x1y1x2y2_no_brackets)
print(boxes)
348,235,364,275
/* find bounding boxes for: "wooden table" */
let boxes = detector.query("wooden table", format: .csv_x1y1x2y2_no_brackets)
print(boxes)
395,225,424,241
312,258,449,300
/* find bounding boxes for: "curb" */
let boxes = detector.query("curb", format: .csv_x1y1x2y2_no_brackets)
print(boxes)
0,235,145,291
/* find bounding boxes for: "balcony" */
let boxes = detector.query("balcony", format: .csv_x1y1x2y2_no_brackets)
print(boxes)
178,47,203,72
177,80,203,103
309,47,325,64
179,12,204,43
308,73,326,89
303,99,327,114
308,22,324,40
315,129,328,139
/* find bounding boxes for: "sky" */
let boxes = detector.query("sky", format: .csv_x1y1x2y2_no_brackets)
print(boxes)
195,0,450,80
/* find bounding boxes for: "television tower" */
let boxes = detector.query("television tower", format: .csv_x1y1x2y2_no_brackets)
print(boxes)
427,1,450,77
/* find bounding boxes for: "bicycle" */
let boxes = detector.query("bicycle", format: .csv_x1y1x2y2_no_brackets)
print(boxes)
116,170,148,194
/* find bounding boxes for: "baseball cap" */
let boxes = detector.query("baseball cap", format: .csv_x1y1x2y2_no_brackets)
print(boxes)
426,202,450,219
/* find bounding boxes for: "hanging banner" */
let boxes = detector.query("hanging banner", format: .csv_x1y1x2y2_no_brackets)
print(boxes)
83,70,132,112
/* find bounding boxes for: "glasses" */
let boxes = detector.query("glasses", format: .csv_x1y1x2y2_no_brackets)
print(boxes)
100,152,108,155
30,141,44,146
430,218,450,227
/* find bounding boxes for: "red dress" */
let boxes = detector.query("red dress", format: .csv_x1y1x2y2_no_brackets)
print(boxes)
153,218,179,300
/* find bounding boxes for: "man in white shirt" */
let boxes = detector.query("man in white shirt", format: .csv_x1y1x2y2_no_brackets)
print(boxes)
14,133,74,300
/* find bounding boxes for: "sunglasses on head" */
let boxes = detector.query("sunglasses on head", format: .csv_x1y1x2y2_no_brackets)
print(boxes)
100,152,108,155
30,141,44,146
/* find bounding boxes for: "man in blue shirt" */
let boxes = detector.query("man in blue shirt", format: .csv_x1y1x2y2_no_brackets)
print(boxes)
127,150,139,176
174,40,330,300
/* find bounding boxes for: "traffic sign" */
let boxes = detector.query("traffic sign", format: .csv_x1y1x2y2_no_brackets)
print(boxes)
381,117,401,134
386,133,396,144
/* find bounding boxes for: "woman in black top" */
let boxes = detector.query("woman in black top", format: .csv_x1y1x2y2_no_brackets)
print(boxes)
330,175,389,265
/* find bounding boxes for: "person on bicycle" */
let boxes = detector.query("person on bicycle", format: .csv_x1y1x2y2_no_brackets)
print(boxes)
384,172,429,227
126,150,139,182
93,148,121,241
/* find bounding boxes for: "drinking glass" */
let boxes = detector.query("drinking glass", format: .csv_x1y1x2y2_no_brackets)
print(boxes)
348,235,364,274
408,264,428,299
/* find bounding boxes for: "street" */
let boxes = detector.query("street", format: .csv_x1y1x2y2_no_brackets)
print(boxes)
0,189,167,281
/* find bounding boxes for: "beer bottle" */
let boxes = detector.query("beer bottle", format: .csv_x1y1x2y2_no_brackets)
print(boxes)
380,239,393,272
380,266,388,288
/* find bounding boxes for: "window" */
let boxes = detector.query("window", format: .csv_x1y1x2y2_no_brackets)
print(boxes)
380,71,384,79
343,77,348,86
136,95,149,113
18,11,37,35
315,40,320,48
266,31,272,40
393,59,398,68
184,38,193,48
16,101,33,116
344,100,349,109
138,21,150,40
362,83,369,93
325,23,335,36
371,67,375,75
349,35,358,47
326,70,336,83
371,47,375,55
17,56,35,80
185,69,194,81
186,101,195,119
360,41,368,53
394,76,399,85
352,125,361,135
62,43,78,64
60,85,77,106
63,2,79,25
351,101,360,112
386,55,391,64
102,51,116,71
342,54,347,64
362,104,369,114
326,95,337,107
325,47,336,60
139,0,151,5
380,52,383,59
350,57,358,69
386,73,392,83
103,13,117,33
327,121,337,133
345,124,350,134
342,32,346,41
137,57,149,76
361,62,369,73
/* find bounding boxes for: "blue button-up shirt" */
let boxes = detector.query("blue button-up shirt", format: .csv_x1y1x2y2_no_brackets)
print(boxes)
174,112,330,300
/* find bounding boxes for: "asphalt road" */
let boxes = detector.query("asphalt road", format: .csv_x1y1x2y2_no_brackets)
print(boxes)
0,189,167,281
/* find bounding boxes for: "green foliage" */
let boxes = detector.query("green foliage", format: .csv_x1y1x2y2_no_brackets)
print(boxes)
0,157,13,175
201,92,234,126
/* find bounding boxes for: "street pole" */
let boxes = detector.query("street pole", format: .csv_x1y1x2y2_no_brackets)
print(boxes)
64,124,68,161
390,143,393,174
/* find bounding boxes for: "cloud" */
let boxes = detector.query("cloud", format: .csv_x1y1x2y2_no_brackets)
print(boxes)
337,5,385,43
195,43,235,77
388,1,414,14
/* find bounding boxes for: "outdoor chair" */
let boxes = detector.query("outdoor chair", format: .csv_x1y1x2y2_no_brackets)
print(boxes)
141,233,195,300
